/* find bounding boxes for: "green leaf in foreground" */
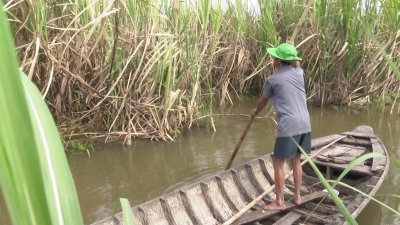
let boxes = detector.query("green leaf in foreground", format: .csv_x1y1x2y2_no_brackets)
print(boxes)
333,181,400,217
119,198,137,225
0,1,83,224
21,73,84,225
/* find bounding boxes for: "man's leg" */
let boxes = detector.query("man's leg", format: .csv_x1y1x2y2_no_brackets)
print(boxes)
264,155,286,210
290,152,302,205
291,132,311,205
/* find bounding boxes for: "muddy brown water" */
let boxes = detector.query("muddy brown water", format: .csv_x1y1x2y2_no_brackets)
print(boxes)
1,97,399,224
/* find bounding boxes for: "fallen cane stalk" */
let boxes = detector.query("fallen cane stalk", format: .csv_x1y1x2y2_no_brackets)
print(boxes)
223,134,346,225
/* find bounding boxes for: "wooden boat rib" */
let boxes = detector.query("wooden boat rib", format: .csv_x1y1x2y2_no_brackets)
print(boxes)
92,125,389,225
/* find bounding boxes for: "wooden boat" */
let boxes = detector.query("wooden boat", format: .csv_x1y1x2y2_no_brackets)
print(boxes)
92,125,389,225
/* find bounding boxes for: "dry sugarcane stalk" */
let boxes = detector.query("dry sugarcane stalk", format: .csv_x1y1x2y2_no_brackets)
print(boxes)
289,0,314,44
223,134,346,225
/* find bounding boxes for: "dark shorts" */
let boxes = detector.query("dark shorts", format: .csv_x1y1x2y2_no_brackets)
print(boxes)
273,132,311,159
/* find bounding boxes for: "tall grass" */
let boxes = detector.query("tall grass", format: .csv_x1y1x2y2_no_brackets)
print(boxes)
4,0,400,142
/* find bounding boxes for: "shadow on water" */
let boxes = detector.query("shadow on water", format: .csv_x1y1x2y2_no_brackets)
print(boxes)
0,97,399,225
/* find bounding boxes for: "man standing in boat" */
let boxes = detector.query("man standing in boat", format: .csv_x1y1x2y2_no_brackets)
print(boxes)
251,42,311,210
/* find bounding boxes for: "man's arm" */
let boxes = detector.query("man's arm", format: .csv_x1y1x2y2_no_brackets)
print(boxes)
252,96,268,116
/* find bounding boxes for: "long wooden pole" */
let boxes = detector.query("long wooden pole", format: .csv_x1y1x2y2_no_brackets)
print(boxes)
222,135,346,225
225,115,255,170
225,108,274,170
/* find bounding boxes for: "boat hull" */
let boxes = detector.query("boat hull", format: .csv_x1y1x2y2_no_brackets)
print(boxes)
92,125,389,225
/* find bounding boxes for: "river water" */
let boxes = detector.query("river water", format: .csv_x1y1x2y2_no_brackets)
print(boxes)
1,97,399,224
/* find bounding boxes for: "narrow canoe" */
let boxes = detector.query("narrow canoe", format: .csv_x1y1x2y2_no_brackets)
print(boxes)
92,125,389,225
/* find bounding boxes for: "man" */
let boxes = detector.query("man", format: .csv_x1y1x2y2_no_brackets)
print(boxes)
251,43,311,210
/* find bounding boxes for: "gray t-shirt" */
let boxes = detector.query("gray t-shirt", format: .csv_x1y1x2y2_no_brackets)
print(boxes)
263,65,311,137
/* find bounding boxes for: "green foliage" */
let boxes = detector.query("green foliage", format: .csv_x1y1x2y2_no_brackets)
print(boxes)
0,2,84,224
0,3,138,224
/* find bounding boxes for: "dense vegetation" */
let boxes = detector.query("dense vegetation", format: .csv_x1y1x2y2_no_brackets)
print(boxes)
1,2,400,224
5,0,400,141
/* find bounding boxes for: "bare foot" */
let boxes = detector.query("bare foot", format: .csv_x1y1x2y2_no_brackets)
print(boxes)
263,201,286,211
293,195,301,206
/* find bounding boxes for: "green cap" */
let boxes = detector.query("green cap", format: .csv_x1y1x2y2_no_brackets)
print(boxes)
267,43,302,62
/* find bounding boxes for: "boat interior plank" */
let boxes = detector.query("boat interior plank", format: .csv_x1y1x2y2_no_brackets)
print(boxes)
231,191,327,225
271,211,301,225
244,162,265,195
311,160,373,176
245,161,275,200
340,137,371,146
341,131,377,138
200,178,235,222
232,166,265,206
140,200,169,225
258,158,274,184
132,207,145,225
291,208,335,224
301,174,357,197
317,145,367,165
302,201,340,215
159,198,176,224
215,176,240,214
179,190,201,224
311,134,344,148
160,192,193,225
217,171,249,210
179,185,219,225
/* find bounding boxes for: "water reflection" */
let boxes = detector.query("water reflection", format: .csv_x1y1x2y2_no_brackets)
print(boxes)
0,97,399,225
356,201,382,225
